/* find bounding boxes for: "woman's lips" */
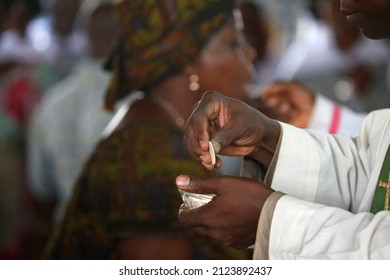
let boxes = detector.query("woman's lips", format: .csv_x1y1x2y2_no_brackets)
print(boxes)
341,1,359,16
342,9,358,17
341,8,360,24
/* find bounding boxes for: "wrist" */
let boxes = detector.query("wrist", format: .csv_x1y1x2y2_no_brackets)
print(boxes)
251,118,281,170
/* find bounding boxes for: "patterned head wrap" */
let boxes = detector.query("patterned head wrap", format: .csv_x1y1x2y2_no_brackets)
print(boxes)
103,0,236,111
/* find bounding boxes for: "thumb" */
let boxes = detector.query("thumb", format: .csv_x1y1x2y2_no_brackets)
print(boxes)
176,175,218,195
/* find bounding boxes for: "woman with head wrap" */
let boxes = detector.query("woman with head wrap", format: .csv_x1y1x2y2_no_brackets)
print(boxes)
44,0,255,259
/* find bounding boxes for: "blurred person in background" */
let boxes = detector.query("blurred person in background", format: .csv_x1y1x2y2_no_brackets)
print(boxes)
258,0,309,52
0,0,49,259
0,0,42,63
27,0,87,79
238,0,275,92
43,0,256,260
0,0,45,128
276,0,390,112
26,0,120,258
251,0,389,137
258,80,366,136
0,109,25,259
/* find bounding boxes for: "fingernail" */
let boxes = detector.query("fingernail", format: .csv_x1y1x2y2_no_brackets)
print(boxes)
176,175,190,187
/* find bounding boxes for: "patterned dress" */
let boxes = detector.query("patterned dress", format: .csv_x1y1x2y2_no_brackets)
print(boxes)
44,99,251,260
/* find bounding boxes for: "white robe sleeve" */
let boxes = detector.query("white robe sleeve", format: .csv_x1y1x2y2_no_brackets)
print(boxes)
271,113,379,210
270,196,390,259
256,109,390,259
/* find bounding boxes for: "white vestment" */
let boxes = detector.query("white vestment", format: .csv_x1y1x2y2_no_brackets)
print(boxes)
243,109,390,259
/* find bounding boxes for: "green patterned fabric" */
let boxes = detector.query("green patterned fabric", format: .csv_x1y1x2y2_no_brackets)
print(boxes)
370,145,390,214
104,0,236,110
44,116,250,259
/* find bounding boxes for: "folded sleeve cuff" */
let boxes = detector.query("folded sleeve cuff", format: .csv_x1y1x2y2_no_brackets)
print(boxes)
252,191,286,259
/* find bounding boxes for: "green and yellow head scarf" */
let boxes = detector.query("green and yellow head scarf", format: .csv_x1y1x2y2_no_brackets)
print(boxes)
104,0,236,111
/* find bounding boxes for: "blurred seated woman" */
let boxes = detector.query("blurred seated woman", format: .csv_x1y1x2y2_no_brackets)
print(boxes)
44,0,256,259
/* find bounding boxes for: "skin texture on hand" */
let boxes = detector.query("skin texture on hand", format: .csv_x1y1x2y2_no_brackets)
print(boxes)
176,175,274,248
184,90,281,171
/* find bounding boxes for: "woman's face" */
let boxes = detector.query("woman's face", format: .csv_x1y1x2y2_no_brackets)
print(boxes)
340,0,390,39
191,10,256,102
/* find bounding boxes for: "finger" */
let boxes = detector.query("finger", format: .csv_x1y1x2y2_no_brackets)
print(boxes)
176,175,220,195
185,91,225,163
178,205,204,228
197,140,217,167
260,83,281,97
219,145,256,156
191,226,210,239
256,99,285,120
262,96,280,107
179,209,230,246
184,128,206,162
178,203,189,220
189,111,210,150
200,161,216,171
178,209,212,238
191,91,224,142
209,107,251,154
278,100,292,114
260,81,287,98
179,203,188,213
214,156,223,168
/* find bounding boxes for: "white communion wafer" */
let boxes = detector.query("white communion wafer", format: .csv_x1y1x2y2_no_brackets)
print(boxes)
208,141,216,165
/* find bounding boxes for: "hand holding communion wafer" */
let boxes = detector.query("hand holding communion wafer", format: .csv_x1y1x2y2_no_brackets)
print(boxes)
177,175,274,248
184,91,281,172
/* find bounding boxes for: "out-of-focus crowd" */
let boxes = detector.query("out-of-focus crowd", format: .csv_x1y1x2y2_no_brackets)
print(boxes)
0,0,108,259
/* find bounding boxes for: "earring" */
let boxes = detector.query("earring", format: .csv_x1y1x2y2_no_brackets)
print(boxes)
189,74,200,92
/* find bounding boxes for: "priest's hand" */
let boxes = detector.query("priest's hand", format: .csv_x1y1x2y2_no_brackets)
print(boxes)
184,90,281,171
177,175,274,249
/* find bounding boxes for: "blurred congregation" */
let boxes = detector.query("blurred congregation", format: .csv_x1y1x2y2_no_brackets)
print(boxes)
0,0,389,259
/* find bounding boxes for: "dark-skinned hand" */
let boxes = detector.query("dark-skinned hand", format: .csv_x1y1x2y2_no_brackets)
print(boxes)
184,90,281,172
177,175,274,249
